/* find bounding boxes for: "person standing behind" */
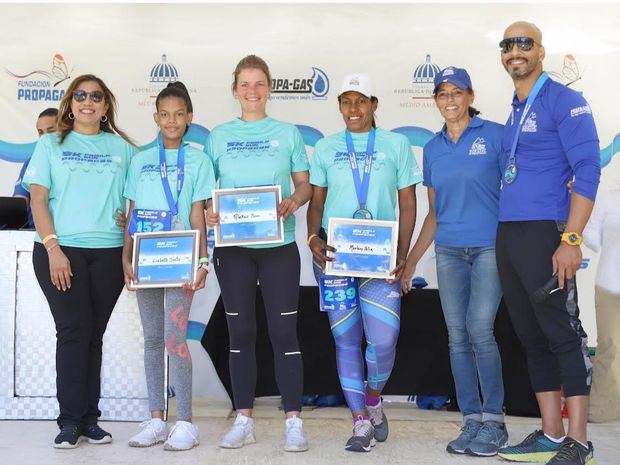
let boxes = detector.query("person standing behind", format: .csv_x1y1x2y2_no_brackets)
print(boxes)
205,55,312,452
495,22,600,465
583,188,620,423
123,82,213,451
13,108,58,229
23,74,136,448
401,66,507,457
307,73,419,452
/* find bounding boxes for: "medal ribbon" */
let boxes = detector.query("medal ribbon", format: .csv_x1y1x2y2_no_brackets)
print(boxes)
158,132,185,216
505,72,549,176
345,127,375,212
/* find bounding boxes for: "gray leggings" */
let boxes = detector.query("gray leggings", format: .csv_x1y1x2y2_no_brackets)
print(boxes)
137,287,194,420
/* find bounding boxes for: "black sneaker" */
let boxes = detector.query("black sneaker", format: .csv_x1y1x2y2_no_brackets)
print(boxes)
81,424,113,444
54,424,82,449
546,438,596,465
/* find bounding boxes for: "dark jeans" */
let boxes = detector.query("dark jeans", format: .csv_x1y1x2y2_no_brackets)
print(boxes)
33,242,124,427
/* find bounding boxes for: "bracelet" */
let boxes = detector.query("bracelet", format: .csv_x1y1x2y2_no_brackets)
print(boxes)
307,233,319,246
46,243,59,253
42,234,58,245
199,257,209,264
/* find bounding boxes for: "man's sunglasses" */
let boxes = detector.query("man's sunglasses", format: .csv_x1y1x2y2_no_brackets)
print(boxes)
499,37,539,54
72,89,105,103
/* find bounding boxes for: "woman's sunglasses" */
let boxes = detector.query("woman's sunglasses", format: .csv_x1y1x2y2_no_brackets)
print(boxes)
499,37,539,54
72,89,105,103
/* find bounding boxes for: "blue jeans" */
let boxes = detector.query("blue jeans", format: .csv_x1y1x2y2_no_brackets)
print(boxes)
435,245,504,423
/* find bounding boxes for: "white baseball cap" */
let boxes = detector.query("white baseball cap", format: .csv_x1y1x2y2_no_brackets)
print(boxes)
338,73,375,98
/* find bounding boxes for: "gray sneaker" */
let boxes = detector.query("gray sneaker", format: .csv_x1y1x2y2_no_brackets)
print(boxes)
345,417,376,453
447,418,482,454
367,400,388,442
465,420,508,457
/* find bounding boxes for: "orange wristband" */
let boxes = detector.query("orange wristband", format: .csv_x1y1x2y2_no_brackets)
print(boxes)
42,234,58,245
307,234,319,246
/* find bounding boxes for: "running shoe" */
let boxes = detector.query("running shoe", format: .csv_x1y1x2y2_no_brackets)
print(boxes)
81,424,112,444
284,415,308,452
545,438,596,465
164,421,200,451
446,418,482,454
53,424,81,449
345,417,376,453
220,413,256,449
498,430,563,462
367,400,389,442
466,420,508,456
128,418,168,447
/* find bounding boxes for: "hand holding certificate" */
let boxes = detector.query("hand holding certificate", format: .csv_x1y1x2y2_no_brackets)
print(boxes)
212,185,284,247
131,230,200,289
325,217,399,280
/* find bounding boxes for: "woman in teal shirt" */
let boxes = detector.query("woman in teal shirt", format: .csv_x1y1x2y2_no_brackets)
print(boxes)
307,73,420,452
23,74,136,448
205,55,312,452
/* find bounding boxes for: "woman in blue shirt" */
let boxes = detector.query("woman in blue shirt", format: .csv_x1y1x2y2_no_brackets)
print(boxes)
205,55,312,452
401,67,507,457
307,73,420,452
23,74,136,449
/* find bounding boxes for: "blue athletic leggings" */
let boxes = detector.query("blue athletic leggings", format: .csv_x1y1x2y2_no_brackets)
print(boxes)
313,260,401,413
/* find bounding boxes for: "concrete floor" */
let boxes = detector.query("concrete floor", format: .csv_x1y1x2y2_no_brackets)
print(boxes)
1,398,618,465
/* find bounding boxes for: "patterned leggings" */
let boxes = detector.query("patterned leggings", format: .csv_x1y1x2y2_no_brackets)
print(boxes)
313,261,401,413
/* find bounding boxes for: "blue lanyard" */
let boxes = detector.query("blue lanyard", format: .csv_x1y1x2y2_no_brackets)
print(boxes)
507,72,549,165
158,132,184,216
345,128,375,211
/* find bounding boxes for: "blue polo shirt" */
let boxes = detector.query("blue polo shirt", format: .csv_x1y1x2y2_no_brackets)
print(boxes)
499,77,600,222
423,116,503,247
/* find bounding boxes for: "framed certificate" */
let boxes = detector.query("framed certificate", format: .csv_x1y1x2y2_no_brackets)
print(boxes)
131,230,200,289
325,217,399,279
213,185,284,247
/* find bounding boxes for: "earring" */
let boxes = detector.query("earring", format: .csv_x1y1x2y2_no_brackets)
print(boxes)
101,115,108,123
68,112,74,120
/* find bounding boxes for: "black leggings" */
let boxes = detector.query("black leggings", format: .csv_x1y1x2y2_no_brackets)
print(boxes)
213,242,303,412
496,221,592,397
32,242,124,426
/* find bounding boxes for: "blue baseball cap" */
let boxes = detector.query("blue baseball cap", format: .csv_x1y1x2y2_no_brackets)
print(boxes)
433,66,473,94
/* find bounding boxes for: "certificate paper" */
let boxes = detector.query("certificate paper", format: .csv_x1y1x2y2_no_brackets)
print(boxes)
213,186,284,247
326,217,398,279
132,230,200,289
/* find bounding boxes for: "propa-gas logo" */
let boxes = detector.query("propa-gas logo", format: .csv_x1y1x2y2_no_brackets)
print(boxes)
271,67,329,101
5,54,73,101
131,54,196,108
393,54,442,109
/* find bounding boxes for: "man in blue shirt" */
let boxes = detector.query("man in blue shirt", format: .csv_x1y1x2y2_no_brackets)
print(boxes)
495,22,600,465
13,107,58,229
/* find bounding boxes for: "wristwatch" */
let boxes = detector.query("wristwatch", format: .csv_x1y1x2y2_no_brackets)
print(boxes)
560,232,582,246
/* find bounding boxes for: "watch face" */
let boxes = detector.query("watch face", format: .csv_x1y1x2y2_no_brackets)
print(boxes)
569,234,578,244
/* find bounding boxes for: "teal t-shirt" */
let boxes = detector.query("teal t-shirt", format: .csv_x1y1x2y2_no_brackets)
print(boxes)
310,128,423,232
22,131,136,248
204,116,309,248
124,144,215,230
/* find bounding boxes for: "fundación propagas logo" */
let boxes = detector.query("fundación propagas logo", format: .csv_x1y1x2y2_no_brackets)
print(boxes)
131,54,196,108
270,67,330,101
394,54,442,109
5,54,73,101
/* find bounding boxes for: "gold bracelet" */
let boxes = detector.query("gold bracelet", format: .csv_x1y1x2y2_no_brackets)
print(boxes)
46,243,59,253
307,233,319,247
42,234,58,245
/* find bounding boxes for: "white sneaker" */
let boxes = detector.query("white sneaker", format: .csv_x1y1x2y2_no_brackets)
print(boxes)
128,418,168,447
163,421,199,451
220,413,256,449
284,415,308,452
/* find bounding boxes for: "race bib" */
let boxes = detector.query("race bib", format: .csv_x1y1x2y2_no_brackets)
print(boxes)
319,277,359,312
128,209,172,236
